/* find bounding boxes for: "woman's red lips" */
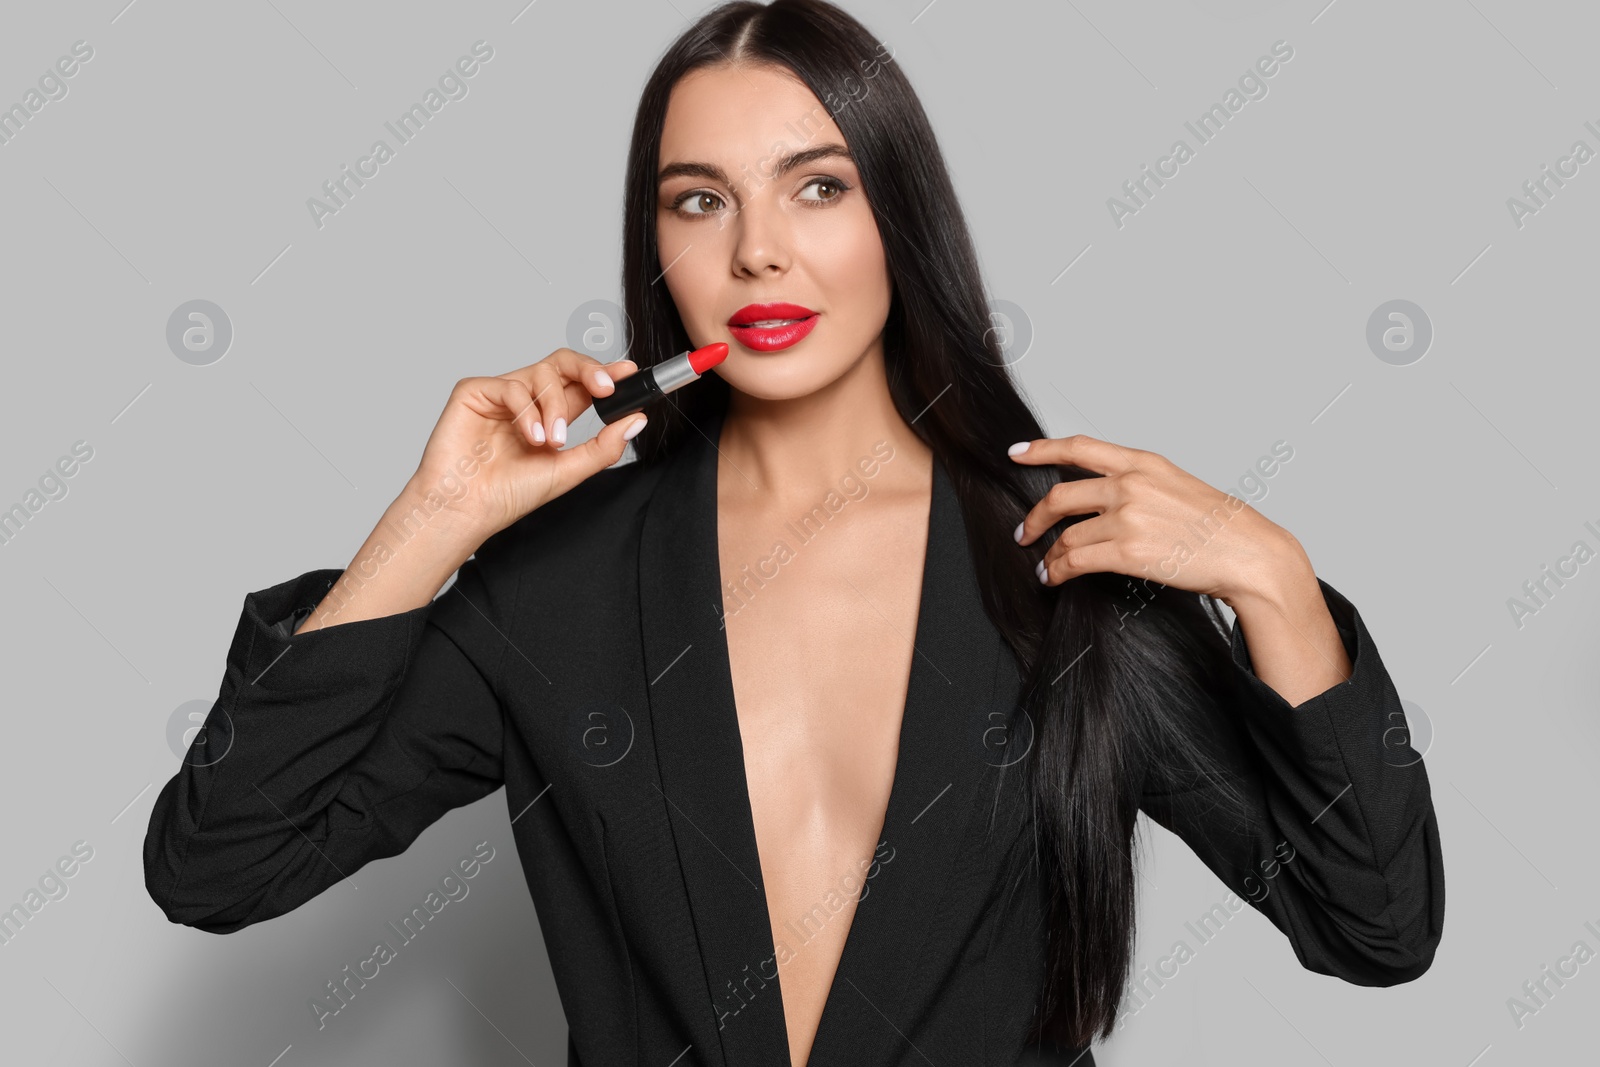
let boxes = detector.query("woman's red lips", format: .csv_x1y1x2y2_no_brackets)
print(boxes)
728,302,816,326
727,302,818,352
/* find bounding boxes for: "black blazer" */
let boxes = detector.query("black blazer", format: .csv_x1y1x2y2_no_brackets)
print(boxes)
144,407,1444,1067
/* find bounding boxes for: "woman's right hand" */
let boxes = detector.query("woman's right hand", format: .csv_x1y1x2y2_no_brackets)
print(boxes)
410,349,647,542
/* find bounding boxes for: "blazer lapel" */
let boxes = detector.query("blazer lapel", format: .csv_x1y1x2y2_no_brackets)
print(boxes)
638,408,1008,1067
638,411,794,1067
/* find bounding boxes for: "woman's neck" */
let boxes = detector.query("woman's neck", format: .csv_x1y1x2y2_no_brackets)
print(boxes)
716,346,933,507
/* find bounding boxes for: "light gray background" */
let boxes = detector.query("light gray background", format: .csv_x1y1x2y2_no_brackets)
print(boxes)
1,0,1595,1064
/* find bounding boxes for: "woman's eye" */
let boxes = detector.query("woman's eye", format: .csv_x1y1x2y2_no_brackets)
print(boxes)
670,178,848,218
798,178,848,204
674,191,725,216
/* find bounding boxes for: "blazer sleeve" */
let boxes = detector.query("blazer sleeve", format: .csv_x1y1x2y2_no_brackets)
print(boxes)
1138,577,1444,985
143,542,515,934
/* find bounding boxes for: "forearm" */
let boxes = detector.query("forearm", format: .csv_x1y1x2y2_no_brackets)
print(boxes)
1219,542,1353,709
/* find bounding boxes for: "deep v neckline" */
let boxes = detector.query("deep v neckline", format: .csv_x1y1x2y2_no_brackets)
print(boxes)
637,406,1008,1067
712,428,935,1064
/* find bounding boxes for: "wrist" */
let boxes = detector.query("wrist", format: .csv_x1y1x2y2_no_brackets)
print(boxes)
1215,535,1316,616
393,477,493,553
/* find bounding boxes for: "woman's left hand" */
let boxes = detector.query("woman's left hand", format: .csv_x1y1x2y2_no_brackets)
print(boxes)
1008,433,1309,608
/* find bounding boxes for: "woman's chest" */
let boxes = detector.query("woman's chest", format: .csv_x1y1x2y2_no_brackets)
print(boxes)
718,511,930,1061
717,496,928,854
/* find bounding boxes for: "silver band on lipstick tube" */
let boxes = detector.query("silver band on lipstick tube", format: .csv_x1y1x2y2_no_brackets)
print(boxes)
651,349,700,391
591,347,699,424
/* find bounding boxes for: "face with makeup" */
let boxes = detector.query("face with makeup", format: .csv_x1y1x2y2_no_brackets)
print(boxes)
655,63,892,401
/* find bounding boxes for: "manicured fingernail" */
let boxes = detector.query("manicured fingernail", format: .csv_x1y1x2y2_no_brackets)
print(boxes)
531,421,545,444
1035,560,1048,583
594,369,614,390
1013,522,1025,543
553,417,567,445
1008,441,1031,456
622,414,647,441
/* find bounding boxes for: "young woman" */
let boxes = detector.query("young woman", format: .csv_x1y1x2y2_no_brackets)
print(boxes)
144,2,1445,1064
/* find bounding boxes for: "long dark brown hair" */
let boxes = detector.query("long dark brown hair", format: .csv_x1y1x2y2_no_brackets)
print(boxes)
618,0,1252,1048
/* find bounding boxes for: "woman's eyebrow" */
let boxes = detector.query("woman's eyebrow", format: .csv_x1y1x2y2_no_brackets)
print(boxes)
658,142,853,186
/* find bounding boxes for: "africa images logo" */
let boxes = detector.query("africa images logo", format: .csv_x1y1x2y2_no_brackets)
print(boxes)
165,699,234,768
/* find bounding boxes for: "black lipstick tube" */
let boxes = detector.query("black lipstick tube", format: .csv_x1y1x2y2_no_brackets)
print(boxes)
591,343,727,424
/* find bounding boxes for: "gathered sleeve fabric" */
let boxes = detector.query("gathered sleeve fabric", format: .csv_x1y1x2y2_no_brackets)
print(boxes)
1139,577,1444,985
143,547,514,934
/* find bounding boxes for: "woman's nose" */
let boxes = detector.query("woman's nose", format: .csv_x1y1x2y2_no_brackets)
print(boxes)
726,200,792,276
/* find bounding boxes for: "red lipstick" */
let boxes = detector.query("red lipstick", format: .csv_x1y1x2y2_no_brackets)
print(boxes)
727,302,818,352
591,342,728,424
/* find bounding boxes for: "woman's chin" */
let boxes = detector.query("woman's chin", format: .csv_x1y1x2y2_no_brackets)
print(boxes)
720,363,847,404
